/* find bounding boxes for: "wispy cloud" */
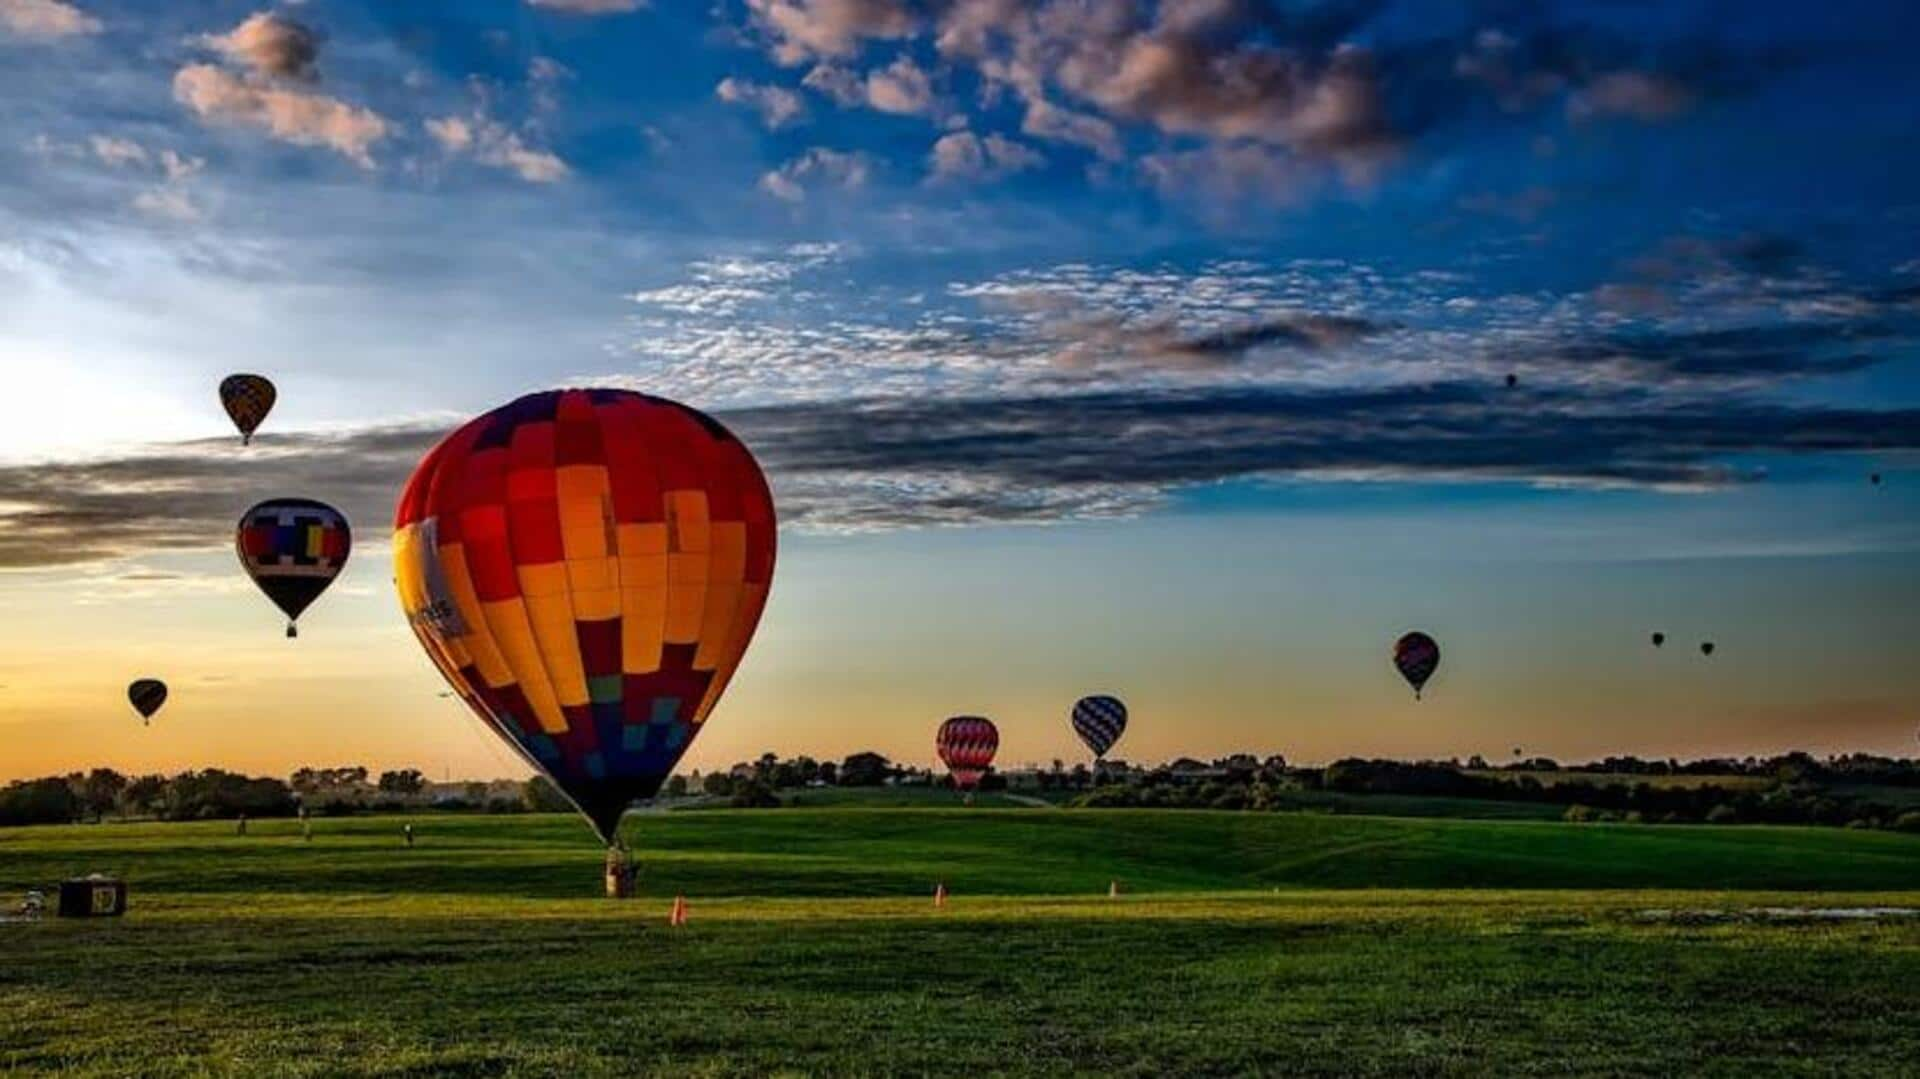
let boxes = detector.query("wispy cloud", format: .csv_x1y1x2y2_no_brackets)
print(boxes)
3,381,1914,567
716,77,807,130
760,146,872,201
929,130,1042,183
0,0,100,38
173,63,390,167
426,113,569,183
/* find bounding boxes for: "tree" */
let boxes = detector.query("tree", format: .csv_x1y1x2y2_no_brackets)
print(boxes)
702,772,734,797
0,778,79,825
839,752,891,787
665,774,688,797
74,768,128,821
729,780,780,808
522,776,574,813
377,769,426,796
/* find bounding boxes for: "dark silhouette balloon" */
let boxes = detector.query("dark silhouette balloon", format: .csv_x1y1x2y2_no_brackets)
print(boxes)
1651,632,1666,648
1504,373,1518,389
1393,631,1440,699
394,389,776,846
1071,695,1127,759
219,374,276,445
937,715,999,792
128,679,167,724
1700,641,1716,656
237,498,350,638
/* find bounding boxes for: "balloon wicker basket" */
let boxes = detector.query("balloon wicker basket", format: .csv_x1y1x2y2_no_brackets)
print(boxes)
604,846,637,899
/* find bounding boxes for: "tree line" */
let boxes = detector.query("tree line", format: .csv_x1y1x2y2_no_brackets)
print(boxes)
5,750,1917,829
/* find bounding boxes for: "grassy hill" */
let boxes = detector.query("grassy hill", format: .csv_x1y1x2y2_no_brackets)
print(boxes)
2,812,1918,1076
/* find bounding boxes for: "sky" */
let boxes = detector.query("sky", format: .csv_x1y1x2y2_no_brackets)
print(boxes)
1,0,1917,783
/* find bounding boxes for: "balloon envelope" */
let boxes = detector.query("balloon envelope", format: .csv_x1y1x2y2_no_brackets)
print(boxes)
128,678,167,722
393,389,776,845
1071,695,1127,758
1700,641,1715,656
1397,629,1443,698
1393,631,1440,697
219,374,276,445
1651,632,1666,647
937,715,999,790
237,498,350,635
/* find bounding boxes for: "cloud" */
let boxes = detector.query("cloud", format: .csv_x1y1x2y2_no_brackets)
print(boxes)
1009,307,1385,374
1139,143,1310,203
0,424,439,569
1567,71,1693,123
173,63,390,167
131,186,199,222
1019,98,1122,160
759,146,872,201
87,135,146,168
6,382,1914,565
1453,21,1791,125
426,114,569,183
745,0,916,65
527,0,646,13
725,3,1801,202
0,0,99,38
801,63,864,106
928,130,1042,182
201,12,321,81
716,77,806,129
865,54,933,114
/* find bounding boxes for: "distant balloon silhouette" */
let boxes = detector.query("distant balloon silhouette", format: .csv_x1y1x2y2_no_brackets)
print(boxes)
1699,641,1716,656
1871,472,1882,486
937,716,999,793
236,497,351,637
128,679,167,724
1504,373,1518,389
1071,695,1127,759
1393,631,1440,699
1651,632,1666,648
219,374,276,445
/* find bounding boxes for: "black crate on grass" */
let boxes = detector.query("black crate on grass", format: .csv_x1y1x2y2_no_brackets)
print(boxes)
57,876,126,918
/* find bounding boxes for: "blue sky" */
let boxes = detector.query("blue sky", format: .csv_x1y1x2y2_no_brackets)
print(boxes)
1,0,1916,778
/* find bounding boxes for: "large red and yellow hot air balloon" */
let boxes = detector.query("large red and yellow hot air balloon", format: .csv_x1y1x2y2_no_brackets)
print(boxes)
393,389,776,847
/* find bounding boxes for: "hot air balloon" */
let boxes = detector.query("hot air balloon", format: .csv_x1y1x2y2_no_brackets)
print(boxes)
1871,473,1883,486
1651,632,1666,648
393,389,776,851
1504,373,1518,389
237,498,351,637
1700,641,1715,656
219,374,276,445
128,679,167,724
1393,631,1440,699
1071,695,1127,760
937,715,999,794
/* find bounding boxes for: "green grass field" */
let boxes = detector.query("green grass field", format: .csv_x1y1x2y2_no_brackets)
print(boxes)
4,810,1919,1076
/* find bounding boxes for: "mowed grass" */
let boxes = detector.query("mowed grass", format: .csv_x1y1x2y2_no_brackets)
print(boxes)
3,811,1919,1077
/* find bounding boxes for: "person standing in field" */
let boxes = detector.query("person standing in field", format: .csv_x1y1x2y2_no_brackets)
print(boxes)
403,823,414,848
235,813,247,836
299,806,311,842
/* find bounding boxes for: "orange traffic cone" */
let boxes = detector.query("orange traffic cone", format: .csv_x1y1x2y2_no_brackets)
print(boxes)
933,882,947,908
668,895,688,927
1109,879,1120,898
